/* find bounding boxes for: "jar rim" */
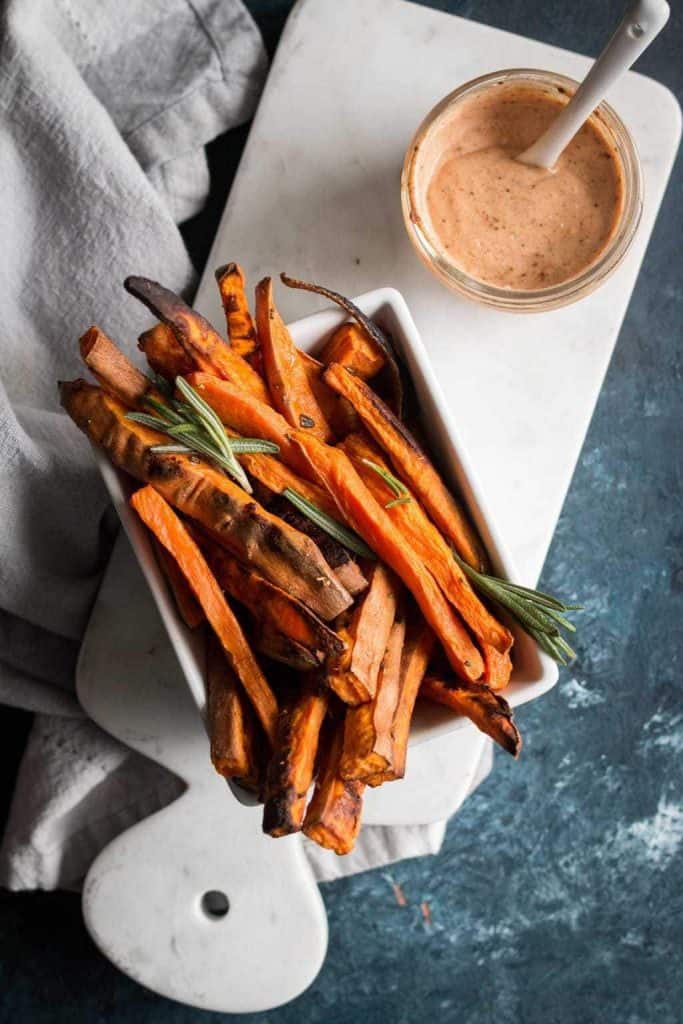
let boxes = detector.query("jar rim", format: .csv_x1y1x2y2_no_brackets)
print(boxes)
401,68,643,313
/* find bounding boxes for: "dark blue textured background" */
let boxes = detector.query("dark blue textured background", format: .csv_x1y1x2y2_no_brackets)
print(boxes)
1,2,681,1021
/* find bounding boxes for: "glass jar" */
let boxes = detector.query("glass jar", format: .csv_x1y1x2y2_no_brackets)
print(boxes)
400,69,643,313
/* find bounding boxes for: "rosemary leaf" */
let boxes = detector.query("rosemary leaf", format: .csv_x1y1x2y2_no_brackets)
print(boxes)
167,422,200,436
282,488,376,560
533,630,568,666
228,438,280,455
490,578,580,612
152,373,174,398
385,496,412,509
175,377,252,492
150,443,193,454
452,550,579,666
143,396,184,426
126,412,169,431
128,379,254,492
541,606,578,633
360,458,409,499
554,635,578,661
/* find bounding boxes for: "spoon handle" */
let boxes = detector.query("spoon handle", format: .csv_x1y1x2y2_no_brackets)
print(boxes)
519,0,670,169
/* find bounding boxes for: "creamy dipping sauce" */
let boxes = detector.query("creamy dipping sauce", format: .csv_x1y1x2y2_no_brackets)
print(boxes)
421,85,625,290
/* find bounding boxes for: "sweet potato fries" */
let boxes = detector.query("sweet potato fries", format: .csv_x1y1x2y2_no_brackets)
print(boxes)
60,266,522,855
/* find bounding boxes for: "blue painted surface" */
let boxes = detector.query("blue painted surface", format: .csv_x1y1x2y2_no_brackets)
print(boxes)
1,2,681,1021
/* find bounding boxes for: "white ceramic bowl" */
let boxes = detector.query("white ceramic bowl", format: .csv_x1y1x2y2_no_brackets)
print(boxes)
96,287,557,757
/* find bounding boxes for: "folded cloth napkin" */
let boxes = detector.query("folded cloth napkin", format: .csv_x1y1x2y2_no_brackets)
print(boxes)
0,0,446,891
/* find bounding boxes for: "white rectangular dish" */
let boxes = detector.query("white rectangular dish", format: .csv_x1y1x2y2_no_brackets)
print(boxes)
97,286,557,750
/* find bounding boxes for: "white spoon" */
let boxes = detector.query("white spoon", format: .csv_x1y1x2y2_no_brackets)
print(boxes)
518,0,670,169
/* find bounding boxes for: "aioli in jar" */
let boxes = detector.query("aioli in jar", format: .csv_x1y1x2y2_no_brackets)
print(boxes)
419,84,625,290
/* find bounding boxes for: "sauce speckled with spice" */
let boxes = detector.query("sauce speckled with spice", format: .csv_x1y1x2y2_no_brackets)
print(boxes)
423,85,625,290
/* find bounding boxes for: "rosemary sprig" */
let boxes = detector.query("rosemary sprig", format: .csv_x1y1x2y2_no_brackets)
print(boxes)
359,458,412,510
452,551,581,666
282,488,376,560
126,377,278,492
149,438,279,456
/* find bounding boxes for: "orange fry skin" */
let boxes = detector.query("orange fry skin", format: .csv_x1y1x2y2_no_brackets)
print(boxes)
215,262,259,360
340,432,512,660
138,322,195,380
255,276,333,441
289,430,484,683
325,563,400,706
79,326,154,408
124,276,269,403
320,322,386,380
196,530,346,668
186,371,318,483
206,631,261,787
323,362,487,571
152,537,204,629
380,619,435,783
303,719,365,855
340,616,407,783
262,687,328,836
298,350,359,438
420,676,522,757
130,485,279,745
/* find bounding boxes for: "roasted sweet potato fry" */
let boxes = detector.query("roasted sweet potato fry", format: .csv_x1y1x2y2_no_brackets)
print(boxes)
206,631,260,786
289,431,484,682
340,433,512,658
238,450,338,517
340,616,406,782
420,676,521,757
251,622,319,671
138,322,195,380
298,350,358,438
325,563,400,705
152,537,204,629
482,644,514,691
367,618,434,785
266,494,368,599
215,263,259,360
255,277,332,441
324,363,487,570
303,719,365,855
130,486,278,744
186,372,317,482
60,382,353,621
197,531,346,669
320,322,386,380
280,272,403,416
80,326,154,407
125,276,269,403
188,387,367,595
263,686,329,836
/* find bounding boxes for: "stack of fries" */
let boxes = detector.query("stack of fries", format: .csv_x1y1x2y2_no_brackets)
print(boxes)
60,264,520,855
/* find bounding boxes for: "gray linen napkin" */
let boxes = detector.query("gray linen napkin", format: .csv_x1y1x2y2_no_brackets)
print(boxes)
0,0,447,892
